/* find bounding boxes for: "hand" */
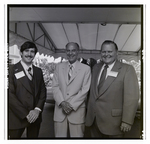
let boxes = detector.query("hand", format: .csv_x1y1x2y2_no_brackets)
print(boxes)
120,122,132,132
26,109,40,123
61,101,73,115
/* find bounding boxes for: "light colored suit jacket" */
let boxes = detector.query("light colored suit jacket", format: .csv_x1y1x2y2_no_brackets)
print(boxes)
85,60,139,135
9,62,46,129
52,61,91,124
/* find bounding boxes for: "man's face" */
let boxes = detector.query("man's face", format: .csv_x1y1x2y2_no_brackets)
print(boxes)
66,44,79,64
101,43,118,65
20,48,36,65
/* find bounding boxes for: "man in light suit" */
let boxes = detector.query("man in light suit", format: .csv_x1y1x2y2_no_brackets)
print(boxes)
85,40,139,138
9,41,46,139
52,42,91,137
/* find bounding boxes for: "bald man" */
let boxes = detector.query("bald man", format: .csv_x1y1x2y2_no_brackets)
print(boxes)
52,42,91,137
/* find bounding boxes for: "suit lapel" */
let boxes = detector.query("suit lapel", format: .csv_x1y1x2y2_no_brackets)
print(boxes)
96,60,122,99
62,62,69,85
92,63,104,97
62,61,80,85
14,62,33,94
32,65,39,97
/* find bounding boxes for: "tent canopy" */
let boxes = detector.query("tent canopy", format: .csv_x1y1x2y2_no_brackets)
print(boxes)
9,5,142,58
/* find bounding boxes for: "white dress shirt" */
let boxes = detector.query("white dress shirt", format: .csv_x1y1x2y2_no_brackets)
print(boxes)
20,60,33,80
68,61,77,69
97,61,116,86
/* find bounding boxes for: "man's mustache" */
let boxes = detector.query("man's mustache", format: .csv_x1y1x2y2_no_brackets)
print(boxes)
25,56,33,58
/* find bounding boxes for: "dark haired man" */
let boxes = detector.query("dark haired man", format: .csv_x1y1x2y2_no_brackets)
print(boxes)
85,40,139,138
52,42,91,137
9,41,46,139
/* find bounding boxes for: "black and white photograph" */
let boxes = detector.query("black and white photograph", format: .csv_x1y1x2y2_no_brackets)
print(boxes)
2,2,150,143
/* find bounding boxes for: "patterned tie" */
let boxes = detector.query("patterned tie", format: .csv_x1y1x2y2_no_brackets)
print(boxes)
68,65,73,81
98,65,108,93
28,67,33,80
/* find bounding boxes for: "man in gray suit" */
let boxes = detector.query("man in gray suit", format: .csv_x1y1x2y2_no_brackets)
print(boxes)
52,42,91,137
85,40,139,138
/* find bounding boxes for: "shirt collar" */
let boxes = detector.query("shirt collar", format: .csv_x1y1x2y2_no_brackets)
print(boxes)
68,61,77,69
104,60,116,70
21,60,33,71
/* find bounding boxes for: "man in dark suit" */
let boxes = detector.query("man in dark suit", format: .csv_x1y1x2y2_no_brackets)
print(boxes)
8,41,46,139
85,40,139,138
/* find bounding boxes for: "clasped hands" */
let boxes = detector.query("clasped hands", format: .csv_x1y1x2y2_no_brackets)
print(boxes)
61,101,73,115
26,109,40,123
120,122,132,132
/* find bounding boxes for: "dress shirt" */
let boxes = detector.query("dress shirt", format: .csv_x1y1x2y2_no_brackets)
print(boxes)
21,60,33,78
68,61,77,74
97,61,116,86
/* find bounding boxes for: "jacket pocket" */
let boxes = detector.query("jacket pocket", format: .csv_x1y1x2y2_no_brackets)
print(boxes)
111,109,122,117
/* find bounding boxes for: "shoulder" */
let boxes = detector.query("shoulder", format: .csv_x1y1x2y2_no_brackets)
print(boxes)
55,62,67,68
33,65,43,74
119,61,135,69
9,62,20,71
58,61,67,66
117,61,136,74
92,62,103,70
9,62,22,78
53,62,67,72
33,65,41,70
78,61,90,70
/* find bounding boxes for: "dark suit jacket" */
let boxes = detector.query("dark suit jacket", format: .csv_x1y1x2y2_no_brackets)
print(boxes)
85,60,139,135
9,62,46,129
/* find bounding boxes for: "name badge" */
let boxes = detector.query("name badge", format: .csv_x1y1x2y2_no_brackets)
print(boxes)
108,71,118,77
15,71,25,79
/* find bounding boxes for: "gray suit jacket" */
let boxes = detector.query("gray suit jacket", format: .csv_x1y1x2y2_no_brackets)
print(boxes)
85,60,139,135
52,61,91,124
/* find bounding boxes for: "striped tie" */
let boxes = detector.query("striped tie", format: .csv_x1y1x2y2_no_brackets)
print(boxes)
68,65,73,80
28,67,33,80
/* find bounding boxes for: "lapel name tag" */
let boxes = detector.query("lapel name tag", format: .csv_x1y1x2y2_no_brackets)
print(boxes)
15,71,25,79
108,71,118,77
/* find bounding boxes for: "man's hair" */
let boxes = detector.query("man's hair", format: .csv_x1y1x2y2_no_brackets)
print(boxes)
65,42,79,50
101,40,118,51
20,41,38,53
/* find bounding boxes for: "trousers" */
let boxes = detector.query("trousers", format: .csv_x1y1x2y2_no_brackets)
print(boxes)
9,123,41,139
54,117,85,137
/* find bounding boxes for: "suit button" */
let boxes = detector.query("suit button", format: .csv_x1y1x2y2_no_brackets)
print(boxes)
67,93,69,95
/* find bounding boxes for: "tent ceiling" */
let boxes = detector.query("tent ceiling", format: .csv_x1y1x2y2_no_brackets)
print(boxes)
9,7,141,23
9,6,142,55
